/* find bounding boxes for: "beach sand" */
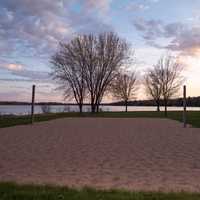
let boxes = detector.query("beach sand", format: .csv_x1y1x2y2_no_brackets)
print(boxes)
0,118,200,192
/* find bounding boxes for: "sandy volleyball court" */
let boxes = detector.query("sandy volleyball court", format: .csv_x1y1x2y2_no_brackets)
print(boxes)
0,118,200,192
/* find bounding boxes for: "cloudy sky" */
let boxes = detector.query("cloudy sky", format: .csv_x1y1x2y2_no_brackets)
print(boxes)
0,0,200,102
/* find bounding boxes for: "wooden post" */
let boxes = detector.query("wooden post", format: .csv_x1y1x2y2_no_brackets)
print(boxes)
183,85,187,128
31,85,35,124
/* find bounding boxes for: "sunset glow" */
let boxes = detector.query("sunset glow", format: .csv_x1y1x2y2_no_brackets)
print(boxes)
0,0,200,102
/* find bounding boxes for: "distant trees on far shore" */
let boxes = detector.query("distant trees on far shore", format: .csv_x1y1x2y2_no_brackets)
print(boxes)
51,32,185,113
2,96,200,107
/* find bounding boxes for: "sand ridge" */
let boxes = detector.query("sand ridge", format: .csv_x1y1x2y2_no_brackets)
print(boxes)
0,118,200,192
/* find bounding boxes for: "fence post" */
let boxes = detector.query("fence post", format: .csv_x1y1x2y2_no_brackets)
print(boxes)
183,85,187,128
31,85,36,124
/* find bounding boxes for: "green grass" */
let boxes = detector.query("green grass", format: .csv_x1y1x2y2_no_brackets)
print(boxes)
0,182,200,200
0,111,200,128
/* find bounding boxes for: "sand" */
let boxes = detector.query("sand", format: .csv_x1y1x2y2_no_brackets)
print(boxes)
0,118,200,192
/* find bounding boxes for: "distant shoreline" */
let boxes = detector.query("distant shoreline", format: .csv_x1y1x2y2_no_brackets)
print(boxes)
1,95,200,107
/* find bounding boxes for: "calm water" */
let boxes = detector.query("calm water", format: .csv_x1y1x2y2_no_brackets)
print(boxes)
0,105,200,115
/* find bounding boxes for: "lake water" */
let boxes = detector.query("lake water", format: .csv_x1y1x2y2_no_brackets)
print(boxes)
0,105,200,115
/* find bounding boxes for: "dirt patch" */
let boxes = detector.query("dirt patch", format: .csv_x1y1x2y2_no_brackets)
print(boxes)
0,118,200,192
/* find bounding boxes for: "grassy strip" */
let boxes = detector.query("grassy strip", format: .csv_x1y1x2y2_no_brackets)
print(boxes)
0,182,200,200
0,111,200,128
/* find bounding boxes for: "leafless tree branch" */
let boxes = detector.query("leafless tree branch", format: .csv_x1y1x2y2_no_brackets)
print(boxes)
111,70,138,112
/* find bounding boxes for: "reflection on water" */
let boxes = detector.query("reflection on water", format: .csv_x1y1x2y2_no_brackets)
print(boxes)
0,105,200,116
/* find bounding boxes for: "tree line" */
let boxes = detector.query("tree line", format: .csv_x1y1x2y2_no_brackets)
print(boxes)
51,32,184,116
3,96,200,107
110,97,194,107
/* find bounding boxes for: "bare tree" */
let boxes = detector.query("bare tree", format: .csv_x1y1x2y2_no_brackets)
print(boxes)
156,55,184,116
82,32,130,112
51,40,87,113
111,70,138,112
51,32,131,113
144,66,162,112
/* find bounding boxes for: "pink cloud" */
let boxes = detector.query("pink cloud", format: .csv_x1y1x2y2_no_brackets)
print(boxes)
0,63,24,71
6,63,23,71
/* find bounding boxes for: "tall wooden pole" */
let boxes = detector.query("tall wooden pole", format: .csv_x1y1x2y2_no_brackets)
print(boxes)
31,85,35,124
183,85,187,128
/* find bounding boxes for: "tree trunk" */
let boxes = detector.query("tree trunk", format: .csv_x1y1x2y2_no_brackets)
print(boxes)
164,99,168,117
90,96,96,113
96,104,99,113
156,100,160,112
91,103,96,113
125,100,128,112
79,104,83,113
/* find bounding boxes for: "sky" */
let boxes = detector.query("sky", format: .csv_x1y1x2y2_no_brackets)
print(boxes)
0,0,200,102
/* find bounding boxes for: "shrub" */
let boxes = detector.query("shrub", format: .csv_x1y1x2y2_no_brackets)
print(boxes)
40,105,51,114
